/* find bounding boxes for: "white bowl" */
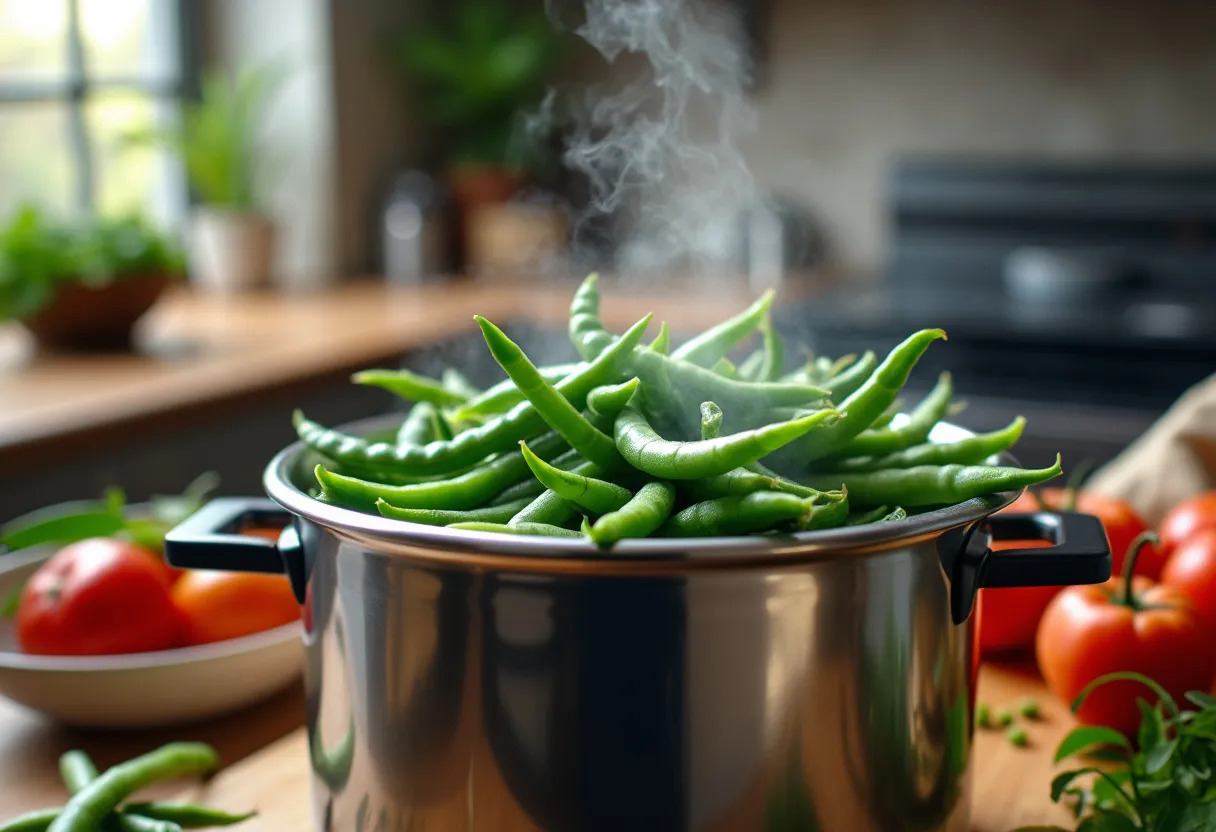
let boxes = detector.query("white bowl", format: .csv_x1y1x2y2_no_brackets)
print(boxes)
0,547,303,728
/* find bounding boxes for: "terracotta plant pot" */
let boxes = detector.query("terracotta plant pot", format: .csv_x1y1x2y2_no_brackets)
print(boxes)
188,208,277,293
445,166,527,268
24,273,172,352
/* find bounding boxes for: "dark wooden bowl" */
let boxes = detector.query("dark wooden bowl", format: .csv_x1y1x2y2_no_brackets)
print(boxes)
24,273,173,352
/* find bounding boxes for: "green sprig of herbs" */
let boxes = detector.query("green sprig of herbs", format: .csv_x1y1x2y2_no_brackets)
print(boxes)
1014,672,1216,832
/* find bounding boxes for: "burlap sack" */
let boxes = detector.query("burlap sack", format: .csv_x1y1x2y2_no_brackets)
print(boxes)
1087,373,1216,525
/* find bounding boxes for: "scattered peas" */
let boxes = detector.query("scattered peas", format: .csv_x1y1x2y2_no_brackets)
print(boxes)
1019,698,1041,720
996,708,1015,727
1006,726,1029,747
975,702,991,729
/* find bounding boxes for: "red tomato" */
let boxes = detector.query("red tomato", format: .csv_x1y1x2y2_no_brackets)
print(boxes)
1036,541,1213,737
171,571,300,646
1160,493,1216,559
1160,529,1216,635
16,538,181,656
976,540,1057,655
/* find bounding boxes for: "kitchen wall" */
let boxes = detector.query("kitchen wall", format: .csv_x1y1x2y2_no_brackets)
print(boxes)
740,0,1216,273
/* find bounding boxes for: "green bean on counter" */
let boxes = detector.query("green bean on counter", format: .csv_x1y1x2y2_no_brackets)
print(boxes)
0,744,253,832
294,273,1064,546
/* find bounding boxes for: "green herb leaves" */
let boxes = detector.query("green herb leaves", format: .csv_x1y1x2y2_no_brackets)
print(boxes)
1036,671,1216,832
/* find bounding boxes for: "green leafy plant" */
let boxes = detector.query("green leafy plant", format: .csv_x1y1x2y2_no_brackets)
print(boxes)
0,205,186,321
1014,672,1216,832
127,64,286,209
391,0,560,169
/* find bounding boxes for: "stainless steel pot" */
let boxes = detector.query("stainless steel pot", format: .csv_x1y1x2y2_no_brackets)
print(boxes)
166,417,1110,832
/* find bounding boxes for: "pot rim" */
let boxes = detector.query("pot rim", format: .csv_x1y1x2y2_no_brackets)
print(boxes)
262,415,1022,569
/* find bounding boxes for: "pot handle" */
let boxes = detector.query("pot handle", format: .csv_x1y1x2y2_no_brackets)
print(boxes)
164,497,307,601
945,510,1111,625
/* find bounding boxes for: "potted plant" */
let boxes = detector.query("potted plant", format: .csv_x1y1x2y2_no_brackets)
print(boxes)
128,64,285,292
391,0,561,264
0,206,185,351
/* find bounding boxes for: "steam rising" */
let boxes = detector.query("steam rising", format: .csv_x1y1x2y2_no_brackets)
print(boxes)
545,0,758,276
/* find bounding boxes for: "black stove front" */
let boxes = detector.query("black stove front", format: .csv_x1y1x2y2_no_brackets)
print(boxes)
779,157,1216,469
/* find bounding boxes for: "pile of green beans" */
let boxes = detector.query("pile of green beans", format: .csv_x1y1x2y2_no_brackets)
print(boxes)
298,273,1062,546
1,744,253,832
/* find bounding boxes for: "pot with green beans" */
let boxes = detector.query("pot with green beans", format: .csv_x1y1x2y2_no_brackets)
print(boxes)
165,274,1111,832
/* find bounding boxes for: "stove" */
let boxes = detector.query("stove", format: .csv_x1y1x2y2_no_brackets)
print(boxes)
778,157,1216,468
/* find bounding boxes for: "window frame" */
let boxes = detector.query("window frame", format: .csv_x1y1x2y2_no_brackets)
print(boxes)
0,0,199,214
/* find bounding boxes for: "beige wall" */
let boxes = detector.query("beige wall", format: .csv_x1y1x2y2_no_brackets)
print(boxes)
741,0,1216,273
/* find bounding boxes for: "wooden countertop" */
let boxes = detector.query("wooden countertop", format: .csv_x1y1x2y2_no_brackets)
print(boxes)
0,276,799,475
0,661,1074,830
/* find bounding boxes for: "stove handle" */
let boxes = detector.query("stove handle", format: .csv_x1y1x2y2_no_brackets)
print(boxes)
945,510,1111,625
164,497,307,601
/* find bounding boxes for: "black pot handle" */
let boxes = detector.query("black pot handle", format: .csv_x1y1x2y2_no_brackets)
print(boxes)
944,510,1112,625
164,497,307,601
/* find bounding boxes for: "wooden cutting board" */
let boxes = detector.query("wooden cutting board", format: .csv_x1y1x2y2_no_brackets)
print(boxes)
173,662,1075,831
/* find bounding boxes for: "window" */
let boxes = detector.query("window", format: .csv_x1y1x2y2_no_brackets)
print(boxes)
0,0,194,227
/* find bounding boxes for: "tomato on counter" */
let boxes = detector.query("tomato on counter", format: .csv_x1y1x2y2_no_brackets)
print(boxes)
1159,492,1216,559
1160,529,1216,635
1036,533,1214,737
16,538,182,656
172,570,300,646
976,540,1056,654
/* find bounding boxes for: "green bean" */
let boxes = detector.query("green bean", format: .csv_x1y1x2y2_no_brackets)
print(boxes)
477,315,622,468
0,809,58,832
488,477,546,505
588,481,677,547
700,402,723,440
844,506,893,526
449,364,582,422
375,497,533,525
123,805,254,829
671,289,774,368
777,329,945,464
111,817,180,832
448,521,582,538
520,441,632,514
832,371,953,458
683,467,821,501
869,398,903,430
60,751,98,793
316,431,567,512
509,459,598,526
737,350,765,382
47,743,218,832
614,406,838,480
711,357,736,378
799,454,1062,508
648,321,670,354
831,417,1025,473
882,506,907,521
441,367,481,399
569,272,616,360
395,403,442,447
758,316,782,381
295,313,651,477
823,350,876,400
661,491,840,537
587,378,640,418
629,349,828,428
352,369,469,407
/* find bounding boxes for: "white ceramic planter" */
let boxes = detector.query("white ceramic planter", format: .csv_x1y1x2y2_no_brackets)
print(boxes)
188,208,277,293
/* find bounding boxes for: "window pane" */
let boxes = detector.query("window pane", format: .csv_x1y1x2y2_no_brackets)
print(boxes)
0,0,68,84
80,0,178,83
88,93,184,227
0,102,73,218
